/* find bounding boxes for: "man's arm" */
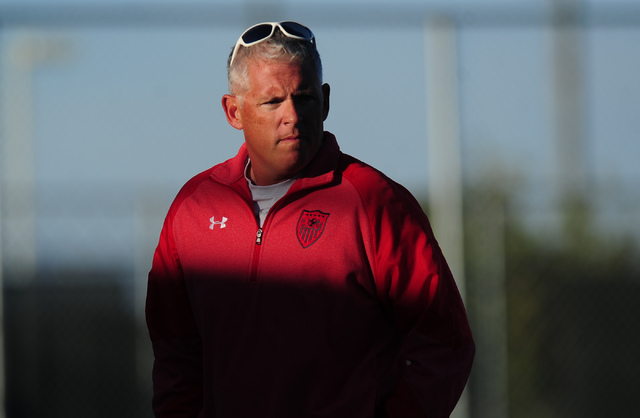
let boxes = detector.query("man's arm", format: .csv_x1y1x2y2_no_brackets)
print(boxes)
385,300,475,418
146,215,203,417
371,183,474,418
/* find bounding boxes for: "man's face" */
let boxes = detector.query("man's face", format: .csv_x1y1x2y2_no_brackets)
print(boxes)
223,58,330,185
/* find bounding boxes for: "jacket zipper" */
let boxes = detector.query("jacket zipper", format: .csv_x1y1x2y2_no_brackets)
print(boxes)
249,225,262,283
247,191,294,283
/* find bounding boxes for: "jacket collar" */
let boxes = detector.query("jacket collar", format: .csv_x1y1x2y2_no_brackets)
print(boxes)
210,131,340,195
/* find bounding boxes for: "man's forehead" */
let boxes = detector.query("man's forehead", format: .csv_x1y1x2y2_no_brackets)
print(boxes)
252,79,316,98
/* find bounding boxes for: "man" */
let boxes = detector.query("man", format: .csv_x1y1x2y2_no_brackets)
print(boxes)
146,21,474,417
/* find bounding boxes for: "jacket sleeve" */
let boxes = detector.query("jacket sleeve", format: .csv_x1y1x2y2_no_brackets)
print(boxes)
146,212,203,417
371,181,475,418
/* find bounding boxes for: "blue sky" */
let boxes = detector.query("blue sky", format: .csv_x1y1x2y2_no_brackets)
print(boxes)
1,0,639,267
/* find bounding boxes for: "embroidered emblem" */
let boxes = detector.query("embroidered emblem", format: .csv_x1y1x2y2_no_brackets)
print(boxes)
297,210,329,248
209,216,228,229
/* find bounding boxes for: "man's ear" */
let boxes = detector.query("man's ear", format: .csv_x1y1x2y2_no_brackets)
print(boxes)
222,94,243,130
321,83,330,121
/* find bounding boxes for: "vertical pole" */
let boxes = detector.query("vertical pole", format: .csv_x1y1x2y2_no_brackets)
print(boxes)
424,16,469,418
0,24,9,418
468,194,509,418
1,34,71,283
0,178,6,418
425,16,465,298
0,34,71,417
0,200,5,418
0,45,6,414
551,0,587,212
2,35,39,284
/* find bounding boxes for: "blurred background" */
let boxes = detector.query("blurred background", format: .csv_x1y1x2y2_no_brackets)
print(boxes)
1,0,639,417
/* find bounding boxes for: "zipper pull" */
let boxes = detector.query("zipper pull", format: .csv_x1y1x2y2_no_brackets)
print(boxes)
256,228,263,245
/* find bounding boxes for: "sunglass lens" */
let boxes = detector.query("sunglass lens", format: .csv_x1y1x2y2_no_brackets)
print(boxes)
242,24,274,44
280,21,312,39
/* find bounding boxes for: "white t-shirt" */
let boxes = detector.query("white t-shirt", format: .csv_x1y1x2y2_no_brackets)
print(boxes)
245,159,296,227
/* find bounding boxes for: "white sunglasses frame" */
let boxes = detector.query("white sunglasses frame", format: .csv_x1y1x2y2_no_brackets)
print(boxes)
229,21,316,67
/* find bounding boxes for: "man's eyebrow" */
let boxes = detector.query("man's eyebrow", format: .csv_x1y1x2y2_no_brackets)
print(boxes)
294,86,317,95
256,91,284,102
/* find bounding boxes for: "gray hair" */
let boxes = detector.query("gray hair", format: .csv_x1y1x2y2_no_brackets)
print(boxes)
227,28,323,97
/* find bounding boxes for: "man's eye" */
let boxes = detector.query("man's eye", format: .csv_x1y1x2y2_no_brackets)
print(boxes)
296,94,316,103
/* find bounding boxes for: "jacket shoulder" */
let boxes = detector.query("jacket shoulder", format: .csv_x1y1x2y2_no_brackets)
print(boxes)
167,167,216,214
338,153,421,208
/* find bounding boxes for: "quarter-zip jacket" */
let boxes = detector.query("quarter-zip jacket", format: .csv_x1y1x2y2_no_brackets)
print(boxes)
146,132,474,418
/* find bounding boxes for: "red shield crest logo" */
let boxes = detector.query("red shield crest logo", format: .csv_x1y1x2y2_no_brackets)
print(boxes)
297,210,330,248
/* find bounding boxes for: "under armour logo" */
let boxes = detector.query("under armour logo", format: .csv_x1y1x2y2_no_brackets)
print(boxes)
209,216,228,229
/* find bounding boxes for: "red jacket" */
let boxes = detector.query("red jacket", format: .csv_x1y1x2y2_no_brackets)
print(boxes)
146,132,474,418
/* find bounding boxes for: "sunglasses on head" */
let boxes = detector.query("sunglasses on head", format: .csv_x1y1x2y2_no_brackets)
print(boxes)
229,21,315,67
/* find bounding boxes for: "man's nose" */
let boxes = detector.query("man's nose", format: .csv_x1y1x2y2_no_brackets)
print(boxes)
283,99,300,125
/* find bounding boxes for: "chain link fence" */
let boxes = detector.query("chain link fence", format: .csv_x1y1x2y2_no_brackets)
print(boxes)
464,182,640,418
3,183,638,418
